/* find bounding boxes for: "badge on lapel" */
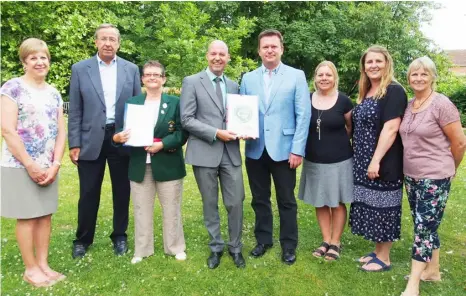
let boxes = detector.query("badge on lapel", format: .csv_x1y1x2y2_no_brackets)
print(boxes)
168,120,175,132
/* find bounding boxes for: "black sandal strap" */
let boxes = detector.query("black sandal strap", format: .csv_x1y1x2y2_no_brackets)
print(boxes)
320,242,330,249
313,242,330,256
328,244,341,253
325,253,340,260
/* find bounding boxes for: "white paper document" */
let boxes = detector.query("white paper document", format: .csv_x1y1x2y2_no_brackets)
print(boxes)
226,94,259,138
123,104,156,147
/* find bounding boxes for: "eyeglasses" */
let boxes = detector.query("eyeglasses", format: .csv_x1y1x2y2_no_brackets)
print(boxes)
144,73,165,78
98,37,118,44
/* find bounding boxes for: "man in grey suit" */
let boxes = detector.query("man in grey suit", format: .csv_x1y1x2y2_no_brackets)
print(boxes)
68,24,141,258
180,40,245,269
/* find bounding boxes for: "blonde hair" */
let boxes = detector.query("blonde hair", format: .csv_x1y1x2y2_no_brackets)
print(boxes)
407,56,437,90
19,38,50,63
357,45,396,103
313,60,339,94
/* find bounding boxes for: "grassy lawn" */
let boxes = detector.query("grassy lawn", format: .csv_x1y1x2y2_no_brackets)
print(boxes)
1,140,465,296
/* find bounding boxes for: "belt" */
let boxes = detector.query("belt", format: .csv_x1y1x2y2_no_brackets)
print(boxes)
105,123,115,130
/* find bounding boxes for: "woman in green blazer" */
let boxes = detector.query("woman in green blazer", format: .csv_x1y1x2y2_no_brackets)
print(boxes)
113,61,188,264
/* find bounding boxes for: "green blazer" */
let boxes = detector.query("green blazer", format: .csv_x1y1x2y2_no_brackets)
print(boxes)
125,93,188,182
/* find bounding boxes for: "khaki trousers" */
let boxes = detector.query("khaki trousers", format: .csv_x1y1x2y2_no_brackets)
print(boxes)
130,165,186,257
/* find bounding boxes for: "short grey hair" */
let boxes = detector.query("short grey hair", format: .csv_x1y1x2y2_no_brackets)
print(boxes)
407,56,438,89
94,23,121,41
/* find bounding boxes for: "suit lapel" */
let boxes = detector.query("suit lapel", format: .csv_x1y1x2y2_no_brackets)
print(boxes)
266,66,285,112
225,77,237,94
256,69,267,112
87,56,106,106
116,58,127,102
154,93,170,133
200,71,224,115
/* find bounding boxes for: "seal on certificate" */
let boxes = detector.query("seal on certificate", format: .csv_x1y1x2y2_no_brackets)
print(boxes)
234,105,253,123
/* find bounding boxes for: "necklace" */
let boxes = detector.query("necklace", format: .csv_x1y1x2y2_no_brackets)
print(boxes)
316,110,324,140
412,89,434,110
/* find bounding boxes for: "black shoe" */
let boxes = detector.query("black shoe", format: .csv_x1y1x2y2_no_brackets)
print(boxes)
250,244,273,258
207,251,223,269
282,249,296,265
113,240,128,256
229,251,246,268
72,243,87,259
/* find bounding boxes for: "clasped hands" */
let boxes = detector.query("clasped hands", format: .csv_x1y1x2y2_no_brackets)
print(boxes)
25,161,59,186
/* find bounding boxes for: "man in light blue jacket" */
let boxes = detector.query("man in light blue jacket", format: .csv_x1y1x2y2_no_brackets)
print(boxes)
240,29,311,265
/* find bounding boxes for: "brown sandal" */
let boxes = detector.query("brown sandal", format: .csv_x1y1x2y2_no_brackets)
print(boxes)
312,242,330,258
325,244,341,261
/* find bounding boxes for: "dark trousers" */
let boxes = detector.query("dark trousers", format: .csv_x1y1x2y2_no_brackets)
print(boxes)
245,149,298,249
74,126,130,246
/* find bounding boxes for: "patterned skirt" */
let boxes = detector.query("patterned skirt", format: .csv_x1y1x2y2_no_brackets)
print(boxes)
349,185,402,242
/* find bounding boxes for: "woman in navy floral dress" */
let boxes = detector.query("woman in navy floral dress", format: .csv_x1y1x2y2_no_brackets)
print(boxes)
349,45,407,272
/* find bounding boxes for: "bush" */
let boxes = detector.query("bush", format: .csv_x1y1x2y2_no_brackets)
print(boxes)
437,76,466,114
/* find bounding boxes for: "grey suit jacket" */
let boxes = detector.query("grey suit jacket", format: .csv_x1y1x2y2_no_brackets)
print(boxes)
68,55,142,160
180,71,241,168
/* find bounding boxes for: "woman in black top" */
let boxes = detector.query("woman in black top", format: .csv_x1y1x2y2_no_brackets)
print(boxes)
298,61,353,260
350,45,407,272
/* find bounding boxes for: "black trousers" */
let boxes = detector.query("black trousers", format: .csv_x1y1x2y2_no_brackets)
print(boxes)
74,126,130,245
245,149,298,249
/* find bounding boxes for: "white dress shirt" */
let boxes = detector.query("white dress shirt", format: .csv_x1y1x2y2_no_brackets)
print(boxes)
97,54,118,124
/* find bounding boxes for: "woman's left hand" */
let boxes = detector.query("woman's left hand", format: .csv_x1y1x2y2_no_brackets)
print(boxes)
367,160,380,180
145,142,163,154
38,165,59,186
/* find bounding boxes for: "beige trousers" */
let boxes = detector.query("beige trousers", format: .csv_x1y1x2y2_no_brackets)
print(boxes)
130,165,186,257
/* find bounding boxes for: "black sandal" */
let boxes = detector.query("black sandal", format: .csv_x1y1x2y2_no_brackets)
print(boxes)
325,244,341,261
312,242,330,258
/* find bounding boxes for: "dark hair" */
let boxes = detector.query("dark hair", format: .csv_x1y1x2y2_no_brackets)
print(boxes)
142,60,166,76
258,29,284,48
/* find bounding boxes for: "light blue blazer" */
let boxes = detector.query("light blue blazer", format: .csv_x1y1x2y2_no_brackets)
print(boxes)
240,64,311,161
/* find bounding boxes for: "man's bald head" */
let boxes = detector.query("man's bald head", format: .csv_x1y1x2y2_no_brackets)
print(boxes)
208,40,229,54
206,40,230,76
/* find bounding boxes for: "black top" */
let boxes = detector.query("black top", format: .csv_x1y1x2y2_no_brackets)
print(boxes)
352,83,407,187
305,92,353,163
374,83,408,182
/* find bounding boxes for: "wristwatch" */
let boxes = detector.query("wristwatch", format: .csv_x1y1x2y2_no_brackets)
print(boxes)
52,160,61,167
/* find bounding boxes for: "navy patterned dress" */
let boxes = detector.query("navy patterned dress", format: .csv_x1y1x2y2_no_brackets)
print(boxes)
349,97,403,242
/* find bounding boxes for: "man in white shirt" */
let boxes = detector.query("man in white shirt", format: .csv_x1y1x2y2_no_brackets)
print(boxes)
68,24,141,259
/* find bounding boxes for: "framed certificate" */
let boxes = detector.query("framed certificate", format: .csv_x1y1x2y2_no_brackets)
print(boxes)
226,94,259,138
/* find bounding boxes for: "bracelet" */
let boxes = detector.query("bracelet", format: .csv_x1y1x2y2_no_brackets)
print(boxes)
52,160,61,167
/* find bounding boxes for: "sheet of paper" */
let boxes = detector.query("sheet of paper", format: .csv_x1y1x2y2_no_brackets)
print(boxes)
226,94,259,138
123,104,156,147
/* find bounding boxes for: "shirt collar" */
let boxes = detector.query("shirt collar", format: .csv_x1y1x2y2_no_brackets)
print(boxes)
205,67,225,82
97,54,117,66
261,62,281,74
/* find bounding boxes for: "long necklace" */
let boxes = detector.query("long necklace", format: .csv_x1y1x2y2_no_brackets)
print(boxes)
316,110,324,140
412,89,434,110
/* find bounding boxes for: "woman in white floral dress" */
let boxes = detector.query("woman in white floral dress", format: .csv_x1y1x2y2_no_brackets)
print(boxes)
1,38,66,287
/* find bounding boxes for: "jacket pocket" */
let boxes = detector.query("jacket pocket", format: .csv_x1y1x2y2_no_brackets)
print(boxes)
282,128,295,135
81,123,91,131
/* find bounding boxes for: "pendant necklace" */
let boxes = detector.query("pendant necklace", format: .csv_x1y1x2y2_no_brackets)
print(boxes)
316,110,324,140
412,89,434,110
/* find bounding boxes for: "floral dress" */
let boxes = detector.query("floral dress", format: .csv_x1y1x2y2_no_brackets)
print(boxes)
0,77,63,168
349,97,403,242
